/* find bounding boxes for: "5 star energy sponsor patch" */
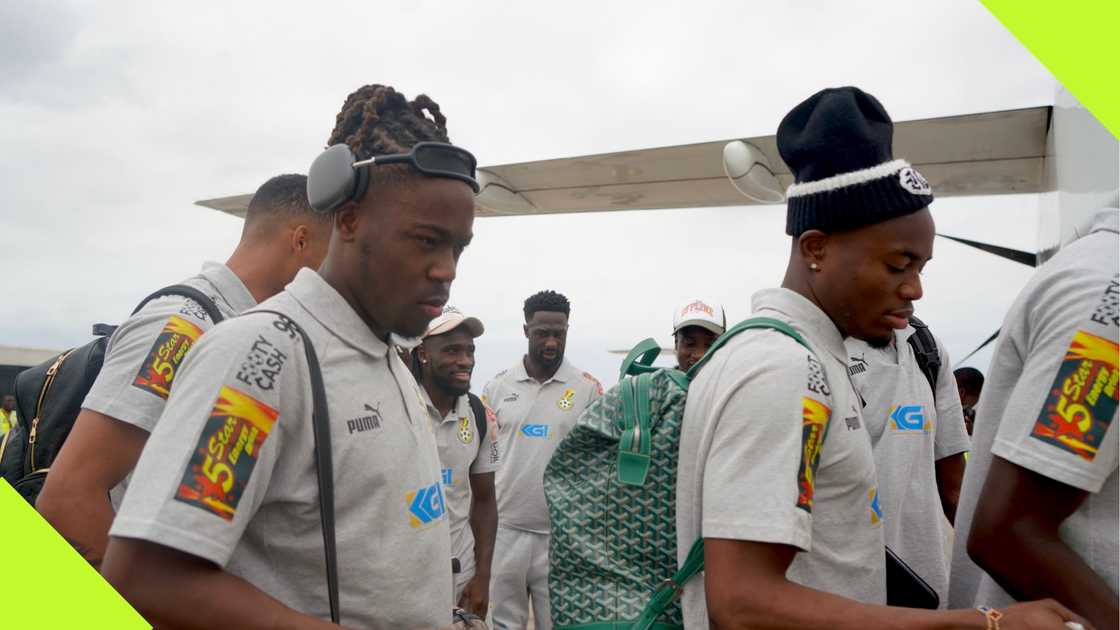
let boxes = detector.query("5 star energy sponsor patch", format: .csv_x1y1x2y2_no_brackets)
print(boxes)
133,316,204,399
1031,330,1119,461
797,397,831,512
175,385,278,521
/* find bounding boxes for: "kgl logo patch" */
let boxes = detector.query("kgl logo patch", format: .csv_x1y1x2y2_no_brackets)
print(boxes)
408,481,447,528
521,423,549,438
869,487,883,525
889,405,928,432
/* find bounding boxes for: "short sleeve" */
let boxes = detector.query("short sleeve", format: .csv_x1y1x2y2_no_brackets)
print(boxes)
991,272,1120,493
933,339,971,460
699,338,828,551
470,401,500,475
110,314,304,566
82,297,213,432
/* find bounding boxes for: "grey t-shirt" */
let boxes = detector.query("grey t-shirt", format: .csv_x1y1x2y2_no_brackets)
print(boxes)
846,327,971,606
677,288,884,629
422,390,501,577
84,261,257,432
483,359,602,533
111,268,453,629
949,210,1120,608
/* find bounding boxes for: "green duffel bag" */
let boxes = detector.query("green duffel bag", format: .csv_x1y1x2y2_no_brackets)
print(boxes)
544,318,814,630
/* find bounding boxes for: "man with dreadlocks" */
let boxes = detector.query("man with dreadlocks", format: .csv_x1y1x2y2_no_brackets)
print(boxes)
103,84,478,630
483,290,603,630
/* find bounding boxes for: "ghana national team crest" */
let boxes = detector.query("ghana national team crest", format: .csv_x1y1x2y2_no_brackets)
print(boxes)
557,387,576,411
457,416,473,443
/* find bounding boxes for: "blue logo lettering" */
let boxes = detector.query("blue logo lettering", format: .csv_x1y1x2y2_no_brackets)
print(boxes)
441,467,453,486
521,423,549,438
408,482,446,527
889,405,926,431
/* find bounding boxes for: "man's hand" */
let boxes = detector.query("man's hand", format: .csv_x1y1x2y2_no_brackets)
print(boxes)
457,574,490,617
998,599,1093,630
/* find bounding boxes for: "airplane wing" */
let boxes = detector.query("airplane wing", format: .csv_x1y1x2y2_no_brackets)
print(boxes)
195,106,1051,219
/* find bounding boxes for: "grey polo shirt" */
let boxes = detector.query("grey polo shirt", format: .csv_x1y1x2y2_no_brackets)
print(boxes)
111,268,453,629
677,288,885,628
422,389,501,576
949,210,1119,608
483,358,602,534
84,261,256,432
846,327,971,606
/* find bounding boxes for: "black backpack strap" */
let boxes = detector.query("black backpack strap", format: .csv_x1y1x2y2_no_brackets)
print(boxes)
906,316,941,398
467,392,487,443
132,284,225,323
251,310,339,624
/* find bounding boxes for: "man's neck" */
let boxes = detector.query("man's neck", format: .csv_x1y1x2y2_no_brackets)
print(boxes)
225,246,287,305
781,262,848,339
524,355,561,383
423,380,458,418
317,259,391,342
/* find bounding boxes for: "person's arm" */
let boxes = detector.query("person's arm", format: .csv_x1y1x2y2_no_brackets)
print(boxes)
968,456,1118,630
35,409,148,568
458,471,497,616
102,537,352,630
704,538,1086,630
933,452,965,524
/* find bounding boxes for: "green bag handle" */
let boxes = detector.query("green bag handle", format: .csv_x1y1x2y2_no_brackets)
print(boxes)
620,337,663,380
626,316,819,630
618,372,653,486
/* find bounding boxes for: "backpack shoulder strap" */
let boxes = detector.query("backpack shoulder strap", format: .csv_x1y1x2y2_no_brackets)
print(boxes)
467,392,487,443
248,310,338,624
906,316,940,397
132,284,225,323
685,316,812,380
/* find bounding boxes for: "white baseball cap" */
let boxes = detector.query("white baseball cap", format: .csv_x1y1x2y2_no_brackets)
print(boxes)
424,305,485,339
672,298,726,336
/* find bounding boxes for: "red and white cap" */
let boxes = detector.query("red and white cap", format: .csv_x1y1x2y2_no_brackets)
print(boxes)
423,305,485,339
672,299,726,336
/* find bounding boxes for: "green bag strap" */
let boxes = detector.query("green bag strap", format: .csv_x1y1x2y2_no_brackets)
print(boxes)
629,538,705,630
618,372,654,486
685,316,810,381
620,337,663,379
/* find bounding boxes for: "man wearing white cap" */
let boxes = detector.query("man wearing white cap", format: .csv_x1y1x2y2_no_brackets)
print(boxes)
673,298,727,372
417,306,500,617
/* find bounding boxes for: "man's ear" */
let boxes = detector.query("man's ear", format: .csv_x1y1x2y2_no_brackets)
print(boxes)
334,202,360,243
416,344,429,365
290,224,310,252
797,229,829,269
523,323,530,339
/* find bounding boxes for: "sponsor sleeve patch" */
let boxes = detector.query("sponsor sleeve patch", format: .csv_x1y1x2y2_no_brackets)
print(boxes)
583,371,604,396
1030,330,1119,462
174,385,279,521
796,397,831,512
132,315,206,399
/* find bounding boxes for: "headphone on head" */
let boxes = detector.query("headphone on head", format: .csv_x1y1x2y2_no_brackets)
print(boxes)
306,145,370,214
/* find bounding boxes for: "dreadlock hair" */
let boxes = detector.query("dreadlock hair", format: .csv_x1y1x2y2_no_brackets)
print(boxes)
953,367,985,397
524,290,571,321
327,84,451,191
244,174,330,233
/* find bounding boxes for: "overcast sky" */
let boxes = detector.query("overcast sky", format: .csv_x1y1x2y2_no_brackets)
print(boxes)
1,1,1059,388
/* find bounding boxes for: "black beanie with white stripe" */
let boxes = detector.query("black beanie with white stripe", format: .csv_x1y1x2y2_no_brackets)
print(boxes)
778,86,934,236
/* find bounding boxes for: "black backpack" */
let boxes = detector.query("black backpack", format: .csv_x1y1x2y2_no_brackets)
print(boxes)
906,316,941,398
0,285,223,505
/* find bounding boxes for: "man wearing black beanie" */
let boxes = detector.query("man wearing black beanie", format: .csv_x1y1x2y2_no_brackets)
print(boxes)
674,87,1087,629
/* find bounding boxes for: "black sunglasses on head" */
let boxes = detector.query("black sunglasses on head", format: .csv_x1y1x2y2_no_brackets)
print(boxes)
354,142,479,193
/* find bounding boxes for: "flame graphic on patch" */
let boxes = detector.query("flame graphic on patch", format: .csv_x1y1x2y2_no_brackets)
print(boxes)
164,315,204,340
211,386,279,435
797,397,831,512
1066,330,1120,368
